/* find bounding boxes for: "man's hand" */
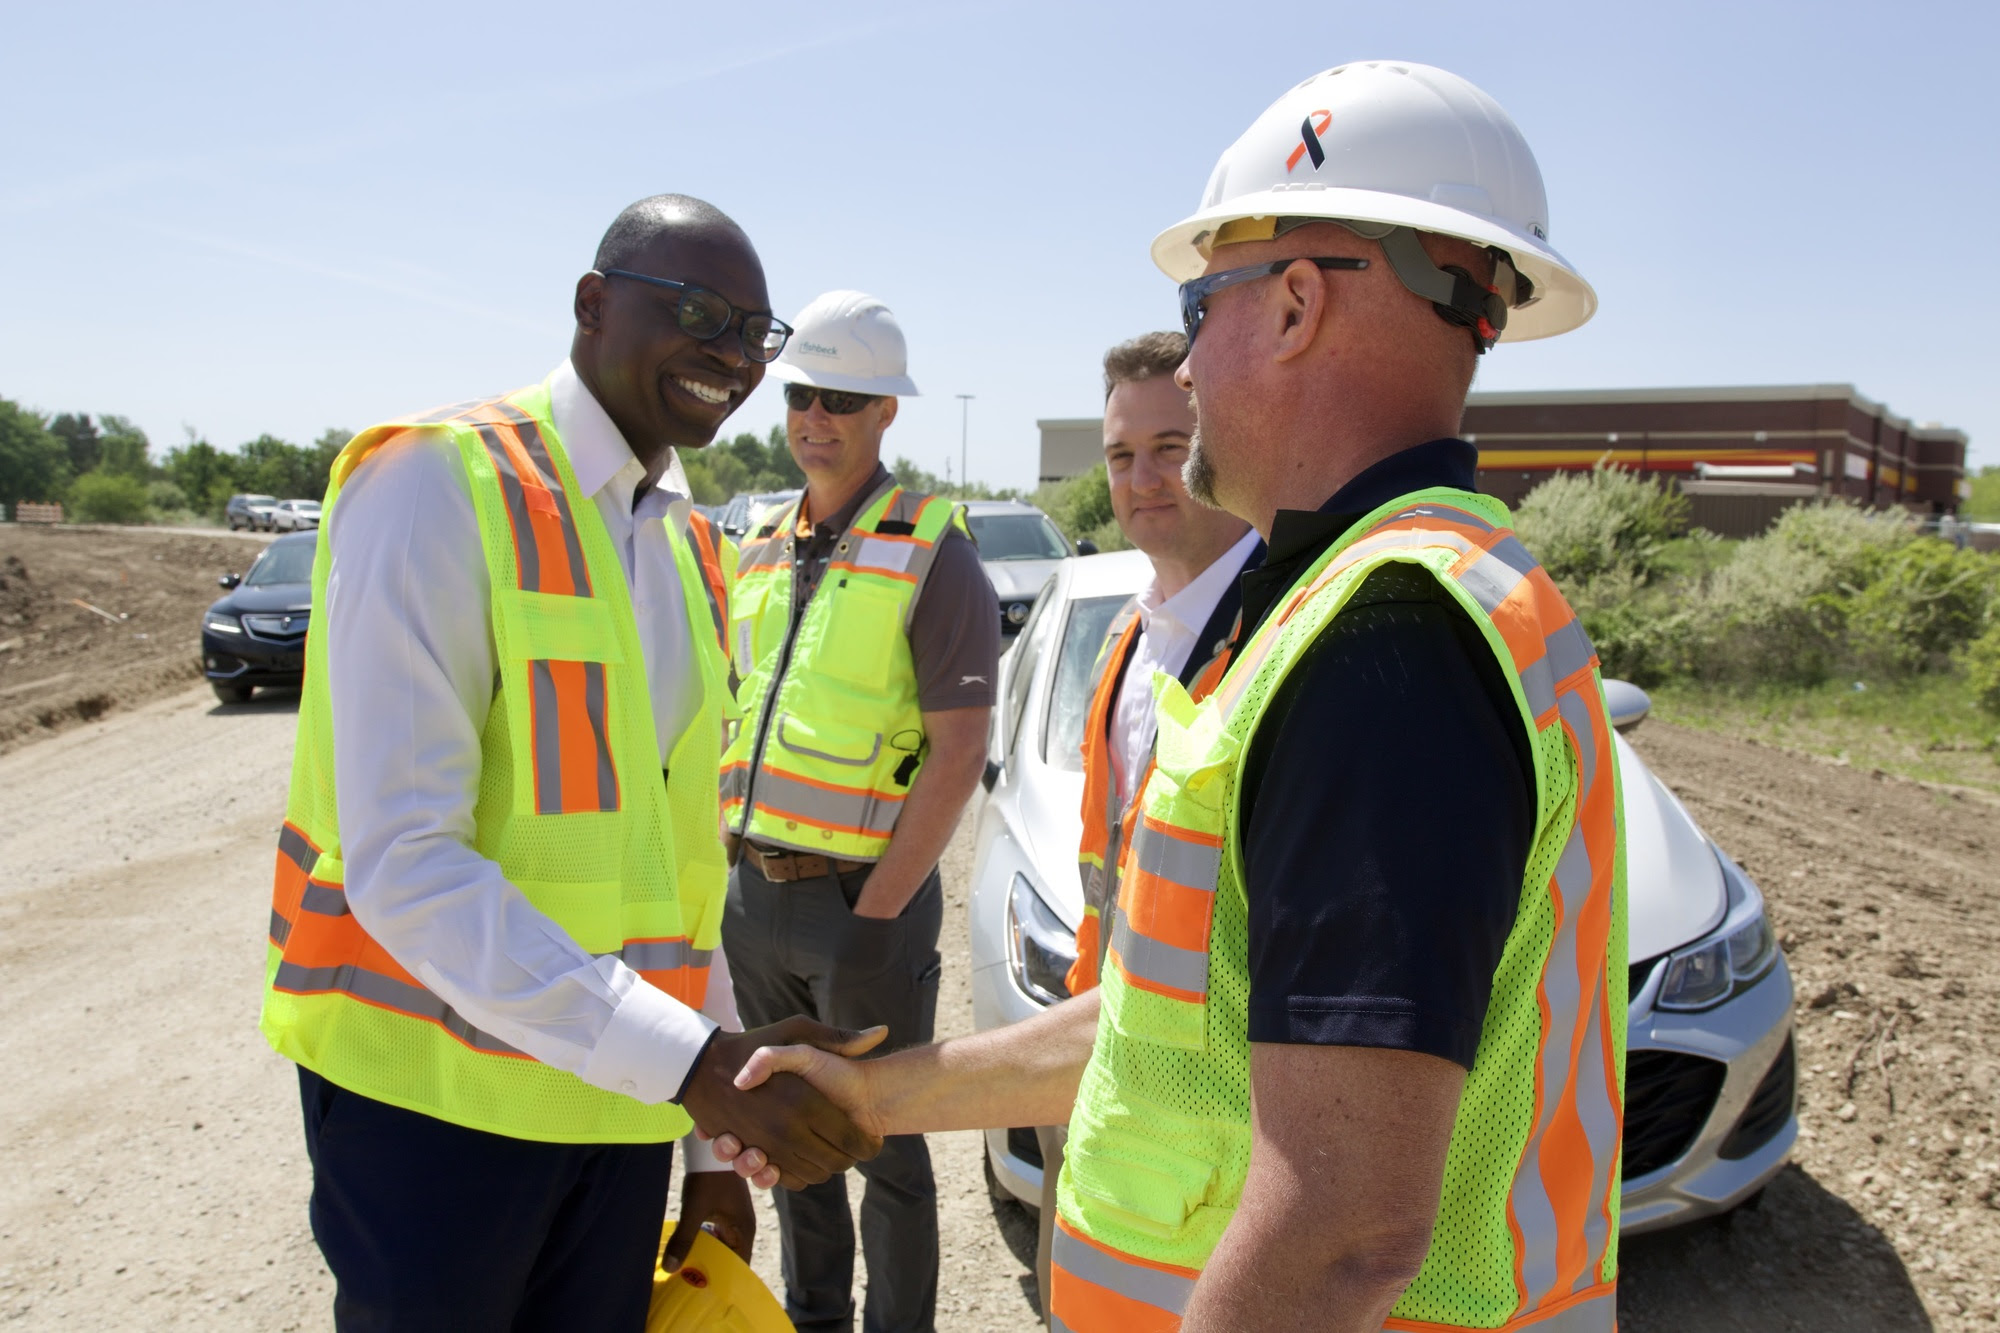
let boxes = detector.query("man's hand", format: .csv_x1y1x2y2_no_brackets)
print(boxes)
679,1019,887,1191
709,1039,886,1189
664,1169,755,1270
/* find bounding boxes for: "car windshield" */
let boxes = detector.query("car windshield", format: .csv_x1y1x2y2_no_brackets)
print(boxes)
1042,593,1128,771
969,512,1069,561
244,495,276,506
245,542,317,586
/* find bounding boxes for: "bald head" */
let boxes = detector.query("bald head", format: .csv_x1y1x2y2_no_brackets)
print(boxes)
593,194,749,273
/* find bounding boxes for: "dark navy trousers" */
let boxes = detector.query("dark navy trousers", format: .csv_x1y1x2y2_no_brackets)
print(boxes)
298,1067,674,1332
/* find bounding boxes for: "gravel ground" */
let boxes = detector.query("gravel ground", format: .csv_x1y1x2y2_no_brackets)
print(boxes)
1,674,1993,1330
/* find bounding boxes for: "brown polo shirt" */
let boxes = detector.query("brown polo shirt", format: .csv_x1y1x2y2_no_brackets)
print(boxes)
790,464,1000,711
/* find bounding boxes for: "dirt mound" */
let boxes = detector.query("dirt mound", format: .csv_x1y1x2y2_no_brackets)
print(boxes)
0,525,271,754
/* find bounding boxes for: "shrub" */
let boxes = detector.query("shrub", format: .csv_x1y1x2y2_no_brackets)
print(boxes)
1845,539,1998,675
68,470,151,524
1512,464,1688,589
1963,620,2000,717
1030,465,1129,552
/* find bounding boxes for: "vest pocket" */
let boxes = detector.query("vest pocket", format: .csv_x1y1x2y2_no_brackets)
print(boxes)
1065,1094,1236,1240
816,581,901,687
513,879,625,953
774,713,884,768
494,590,622,664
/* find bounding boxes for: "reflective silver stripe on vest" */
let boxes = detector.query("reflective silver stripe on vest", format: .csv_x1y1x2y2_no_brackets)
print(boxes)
408,398,489,425
1492,1288,1618,1333
1571,979,1620,1293
1110,910,1210,996
852,535,916,574
278,824,320,875
1385,502,1497,533
1051,1228,1194,1316
1132,822,1223,891
741,766,904,836
1545,618,1597,686
1332,524,1476,571
269,908,292,946
512,415,593,595
301,882,349,917
271,961,524,1056
613,940,714,973
474,423,543,594
1556,690,1601,790
529,659,565,810
1507,825,1594,1307
583,659,617,806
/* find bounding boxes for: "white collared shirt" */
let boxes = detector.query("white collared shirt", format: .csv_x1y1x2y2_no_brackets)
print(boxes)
323,360,734,1156
1109,529,1263,806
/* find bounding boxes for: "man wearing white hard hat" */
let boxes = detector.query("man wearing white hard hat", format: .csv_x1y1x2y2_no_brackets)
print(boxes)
716,63,1627,1333
719,290,998,1332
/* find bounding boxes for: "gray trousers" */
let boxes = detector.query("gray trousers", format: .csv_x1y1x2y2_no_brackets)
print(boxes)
724,856,943,1333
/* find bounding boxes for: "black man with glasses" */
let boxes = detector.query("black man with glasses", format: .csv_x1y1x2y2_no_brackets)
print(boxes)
720,290,999,1333
264,195,887,1332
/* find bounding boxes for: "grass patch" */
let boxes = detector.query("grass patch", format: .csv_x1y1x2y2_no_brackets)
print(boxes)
1650,676,2000,793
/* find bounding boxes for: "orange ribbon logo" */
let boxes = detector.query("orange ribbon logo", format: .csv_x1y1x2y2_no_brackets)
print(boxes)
1286,109,1333,172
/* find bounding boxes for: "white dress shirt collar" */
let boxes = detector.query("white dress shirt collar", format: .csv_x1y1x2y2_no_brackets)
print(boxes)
545,359,692,527
1135,527,1262,642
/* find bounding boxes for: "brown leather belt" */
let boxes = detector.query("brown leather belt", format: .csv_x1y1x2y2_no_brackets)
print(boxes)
741,842,869,883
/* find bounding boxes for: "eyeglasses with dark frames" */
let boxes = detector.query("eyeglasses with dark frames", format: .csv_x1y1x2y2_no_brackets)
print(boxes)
1178,256,1371,344
782,384,883,416
598,269,794,363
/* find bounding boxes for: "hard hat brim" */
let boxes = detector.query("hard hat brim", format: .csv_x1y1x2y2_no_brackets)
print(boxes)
766,359,919,398
1151,187,1596,343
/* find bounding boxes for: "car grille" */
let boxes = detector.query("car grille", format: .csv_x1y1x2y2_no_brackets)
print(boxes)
1623,1049,1726,1180
243,611,310,641
1720,1035,1795,1160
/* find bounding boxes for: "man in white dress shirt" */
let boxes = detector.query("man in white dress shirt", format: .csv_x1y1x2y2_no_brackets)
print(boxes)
260,195,879,1331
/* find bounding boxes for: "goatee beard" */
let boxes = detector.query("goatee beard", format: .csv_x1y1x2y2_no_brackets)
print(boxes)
1184,428,1222,510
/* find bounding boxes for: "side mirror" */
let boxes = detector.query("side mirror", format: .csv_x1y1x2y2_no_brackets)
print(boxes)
1603,679,1651,733
218,573,241,589
982,758,1003,792
1075,539,1098,556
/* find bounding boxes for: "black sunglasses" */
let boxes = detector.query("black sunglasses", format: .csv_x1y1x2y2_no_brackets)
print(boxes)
1178,256,1371,344
783,383,882,416
599,269,794,363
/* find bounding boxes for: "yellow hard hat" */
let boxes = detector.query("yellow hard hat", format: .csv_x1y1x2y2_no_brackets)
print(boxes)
647,1219,793,1333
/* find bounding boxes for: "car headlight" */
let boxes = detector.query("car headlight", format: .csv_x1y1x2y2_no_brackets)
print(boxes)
1656,847,1778,1011
1006,872,1075,1006
1006,601,1030,626
204,612,244,635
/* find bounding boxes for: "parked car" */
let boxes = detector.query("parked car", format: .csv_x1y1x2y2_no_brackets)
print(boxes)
225,493,279,531
269,499,322,532
718,489,802,540
201,531,317,703
962,500,1082,636
968,551,1797,1234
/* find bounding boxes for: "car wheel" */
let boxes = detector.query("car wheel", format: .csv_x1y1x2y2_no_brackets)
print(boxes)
212,682,254,705
983,1143,1012,1203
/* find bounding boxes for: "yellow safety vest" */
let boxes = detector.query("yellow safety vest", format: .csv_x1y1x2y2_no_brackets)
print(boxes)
259,382,731,1144
1053,489,1627,1331
720,477,966,860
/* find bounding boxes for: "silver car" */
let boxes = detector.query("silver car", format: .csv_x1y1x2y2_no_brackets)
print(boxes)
968,551,1796,1235
962,500,1082,636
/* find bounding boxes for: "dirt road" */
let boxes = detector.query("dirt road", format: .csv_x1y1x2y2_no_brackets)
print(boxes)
2,687,1994,1330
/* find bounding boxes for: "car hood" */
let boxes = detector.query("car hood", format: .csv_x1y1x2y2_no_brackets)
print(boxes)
1014,729,1728,963
982,559,1065,602
210,582,312,616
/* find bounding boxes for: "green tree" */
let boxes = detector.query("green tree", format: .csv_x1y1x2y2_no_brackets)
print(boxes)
96,415,153,479
1966,465,2000,522
164,432,242,518
0,398,72,514
237,434,320,499
48,413,102,476
69,470,151,523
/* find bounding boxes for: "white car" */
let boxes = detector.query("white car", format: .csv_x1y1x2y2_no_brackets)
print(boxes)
968,550,1796,1234
269,499,322,532
962,500,1082,636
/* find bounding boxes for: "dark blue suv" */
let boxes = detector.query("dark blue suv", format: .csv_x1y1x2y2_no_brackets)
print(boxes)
202,531,316,703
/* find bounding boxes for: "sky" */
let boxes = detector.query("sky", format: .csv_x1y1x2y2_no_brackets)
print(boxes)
4,0,1996,489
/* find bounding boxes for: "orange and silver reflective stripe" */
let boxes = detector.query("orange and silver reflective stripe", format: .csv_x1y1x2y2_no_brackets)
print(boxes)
270,820,321,947
1108,814,1223,1002
1383,1285,1615,1332
528,658,619,815
1049,1219,1194,1332
726,763,906,840
470,406,593,599
686,513,730,655
274,958,529,1056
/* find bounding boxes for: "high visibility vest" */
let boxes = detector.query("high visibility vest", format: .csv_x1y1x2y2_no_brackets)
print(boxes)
259,383,732,1144
1069,600,1236,996
1053,488,1627,1332
685,508,737,660
720,476,966,860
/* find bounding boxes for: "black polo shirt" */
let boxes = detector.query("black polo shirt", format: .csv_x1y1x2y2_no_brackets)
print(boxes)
1237,440,1535,1070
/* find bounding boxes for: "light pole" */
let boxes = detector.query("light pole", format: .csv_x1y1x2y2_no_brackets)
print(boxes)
956,394,974,493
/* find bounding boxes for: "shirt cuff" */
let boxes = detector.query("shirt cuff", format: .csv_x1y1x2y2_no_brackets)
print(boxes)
579,979,719,1104
680,1131,729,1173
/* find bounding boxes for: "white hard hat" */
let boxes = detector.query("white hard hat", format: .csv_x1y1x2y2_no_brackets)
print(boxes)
767,290,920,396
1153,61,1594,343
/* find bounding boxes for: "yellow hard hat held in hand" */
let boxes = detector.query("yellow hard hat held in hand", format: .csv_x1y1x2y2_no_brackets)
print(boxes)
649,1219,793,1333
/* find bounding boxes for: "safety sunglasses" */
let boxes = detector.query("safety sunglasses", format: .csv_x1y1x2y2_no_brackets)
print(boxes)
783,383,882,415
1178,256,1371,344
599,269,794,363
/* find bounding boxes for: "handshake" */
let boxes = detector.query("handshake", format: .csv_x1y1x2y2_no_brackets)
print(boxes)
679,1017,888,1190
